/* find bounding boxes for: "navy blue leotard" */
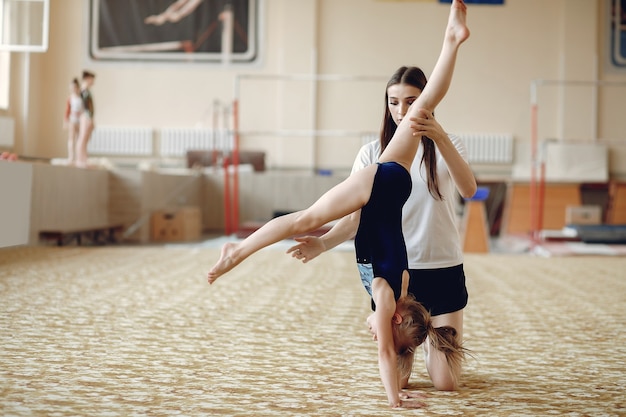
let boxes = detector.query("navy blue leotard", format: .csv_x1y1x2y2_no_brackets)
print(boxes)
355,161,412,302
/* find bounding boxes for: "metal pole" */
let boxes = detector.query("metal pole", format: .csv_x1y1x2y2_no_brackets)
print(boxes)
592,55,599,142
232,99,240,234
235,73,388,83
532,79,626,88
530,83,539,242
223,154,231,236
212,99,220,169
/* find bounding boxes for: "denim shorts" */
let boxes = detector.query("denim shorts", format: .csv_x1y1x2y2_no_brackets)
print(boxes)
357,263,374,297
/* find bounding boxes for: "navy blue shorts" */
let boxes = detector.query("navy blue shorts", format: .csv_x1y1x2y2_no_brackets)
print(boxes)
358,263,468,316
407,264,468,316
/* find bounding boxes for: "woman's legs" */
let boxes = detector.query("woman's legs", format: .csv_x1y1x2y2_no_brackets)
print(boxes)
423,309,464,390
67,123,79,164
208,164,379,282
379,0,469,171
76,116,94,167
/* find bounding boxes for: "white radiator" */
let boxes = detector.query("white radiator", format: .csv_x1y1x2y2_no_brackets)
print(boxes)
160,127,231,157
89,126,153,156
459,133,513,164
361,132,378,146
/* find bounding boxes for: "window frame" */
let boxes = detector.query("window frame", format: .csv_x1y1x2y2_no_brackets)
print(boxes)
89,0,259,64
0,0,49,53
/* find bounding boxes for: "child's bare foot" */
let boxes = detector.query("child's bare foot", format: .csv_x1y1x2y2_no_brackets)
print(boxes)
207,242,240,284
447,0,470,45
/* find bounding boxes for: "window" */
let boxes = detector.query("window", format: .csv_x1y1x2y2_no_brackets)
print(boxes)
0,0,49,53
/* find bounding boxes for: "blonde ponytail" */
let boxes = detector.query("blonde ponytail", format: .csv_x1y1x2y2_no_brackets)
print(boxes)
394,295,466,385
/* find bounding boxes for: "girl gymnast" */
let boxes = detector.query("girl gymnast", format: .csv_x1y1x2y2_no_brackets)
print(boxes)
208,0,470,408
63,78,84,165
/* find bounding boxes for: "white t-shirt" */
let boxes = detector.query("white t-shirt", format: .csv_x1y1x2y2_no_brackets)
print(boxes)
352,134,468,269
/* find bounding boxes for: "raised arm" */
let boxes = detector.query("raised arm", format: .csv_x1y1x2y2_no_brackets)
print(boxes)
371,280,403,407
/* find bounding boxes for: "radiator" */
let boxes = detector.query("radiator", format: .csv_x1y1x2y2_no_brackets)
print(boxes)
160,127,231,157
89,126,153,156
459,133,513,164
361,132,378,146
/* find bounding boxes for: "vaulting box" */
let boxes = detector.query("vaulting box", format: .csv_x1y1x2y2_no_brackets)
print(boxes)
151,206,201,242
565,205,602,226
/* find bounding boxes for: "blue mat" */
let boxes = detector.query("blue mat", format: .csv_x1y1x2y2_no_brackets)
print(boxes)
568,224,626,244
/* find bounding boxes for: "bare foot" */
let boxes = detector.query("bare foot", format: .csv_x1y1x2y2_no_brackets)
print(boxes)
447,0,470,45
207,242,240,284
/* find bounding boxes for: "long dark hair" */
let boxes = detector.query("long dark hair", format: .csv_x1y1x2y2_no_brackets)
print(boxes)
380,66,442,200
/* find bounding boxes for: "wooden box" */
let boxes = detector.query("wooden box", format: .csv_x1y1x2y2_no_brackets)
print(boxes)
151,206,201,242
565,205,602,225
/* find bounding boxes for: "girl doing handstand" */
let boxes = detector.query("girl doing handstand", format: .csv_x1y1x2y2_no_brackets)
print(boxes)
208,0,470,408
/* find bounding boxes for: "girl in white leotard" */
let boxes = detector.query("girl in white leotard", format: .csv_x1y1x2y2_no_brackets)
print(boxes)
63,78,84,165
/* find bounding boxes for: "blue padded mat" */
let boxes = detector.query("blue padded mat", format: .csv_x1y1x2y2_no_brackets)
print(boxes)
568,224,626,244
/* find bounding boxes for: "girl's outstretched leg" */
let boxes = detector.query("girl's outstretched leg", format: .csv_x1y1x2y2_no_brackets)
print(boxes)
207,241,239,283
207,211,304,283
207,164,378,283
379,0,469,170
67,127,77,164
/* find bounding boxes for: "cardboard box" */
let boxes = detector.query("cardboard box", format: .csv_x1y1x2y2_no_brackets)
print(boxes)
565,205,602,225
151,206,201,242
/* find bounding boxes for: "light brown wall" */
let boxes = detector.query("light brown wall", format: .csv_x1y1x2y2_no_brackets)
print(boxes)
6,0,626,176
